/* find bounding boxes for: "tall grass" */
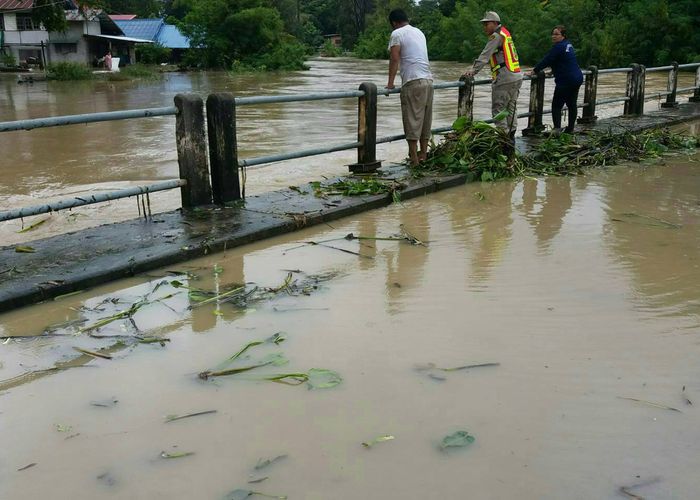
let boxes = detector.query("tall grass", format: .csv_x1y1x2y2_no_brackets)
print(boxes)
46,62,93,81
106,64,161,81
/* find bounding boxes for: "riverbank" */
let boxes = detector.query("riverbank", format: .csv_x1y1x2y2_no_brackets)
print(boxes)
1,103,698,313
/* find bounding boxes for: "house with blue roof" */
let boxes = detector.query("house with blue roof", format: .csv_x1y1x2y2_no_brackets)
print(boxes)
113,18,190,62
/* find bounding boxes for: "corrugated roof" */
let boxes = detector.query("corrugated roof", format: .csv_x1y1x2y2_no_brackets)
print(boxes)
157,24,189,49
114,19,163,41
0,0,33,10
109,14,137,21
115,19,190,49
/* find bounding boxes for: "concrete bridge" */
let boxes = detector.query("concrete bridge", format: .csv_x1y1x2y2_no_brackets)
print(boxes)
1,63,699,312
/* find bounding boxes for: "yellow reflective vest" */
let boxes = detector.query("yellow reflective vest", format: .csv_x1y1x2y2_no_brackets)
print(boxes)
489,26,521,78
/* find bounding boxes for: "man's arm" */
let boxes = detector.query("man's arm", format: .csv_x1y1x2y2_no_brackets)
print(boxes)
387,44,401,89
464,34,501,77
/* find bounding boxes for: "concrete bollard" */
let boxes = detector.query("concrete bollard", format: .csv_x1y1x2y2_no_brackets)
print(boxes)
690,67,700,103
624,64,646,116
578,66,599,124
174,94,212,208
206,93,242,203
522,71,545,136
350,82,381,173
661,62,679,108
458,75,475,120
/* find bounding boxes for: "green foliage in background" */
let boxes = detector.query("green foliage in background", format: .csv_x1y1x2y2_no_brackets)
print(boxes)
136,43,173,65
28,0,699,70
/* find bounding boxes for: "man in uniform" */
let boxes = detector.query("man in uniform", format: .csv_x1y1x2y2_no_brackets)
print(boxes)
386,9,433,166
463,11,523,140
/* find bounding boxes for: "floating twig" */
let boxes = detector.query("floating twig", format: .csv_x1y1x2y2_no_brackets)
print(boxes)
165,410,218,423
160,451,195,459
618,397,682,412
73,347,113,360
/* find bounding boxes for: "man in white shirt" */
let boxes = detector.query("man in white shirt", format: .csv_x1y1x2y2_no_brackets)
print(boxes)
386,9,433,166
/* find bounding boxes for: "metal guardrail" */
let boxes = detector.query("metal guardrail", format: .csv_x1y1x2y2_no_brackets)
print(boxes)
0,61,699,223
0,106,176,133
0,179,186,222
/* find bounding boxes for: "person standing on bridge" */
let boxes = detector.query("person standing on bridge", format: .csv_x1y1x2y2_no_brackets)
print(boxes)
462,11,523,141
527,26,584,134
385,9,434,166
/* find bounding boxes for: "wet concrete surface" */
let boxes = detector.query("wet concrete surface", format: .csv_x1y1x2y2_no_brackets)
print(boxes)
1,103,698,312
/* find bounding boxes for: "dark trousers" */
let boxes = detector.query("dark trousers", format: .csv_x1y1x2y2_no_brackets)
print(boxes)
552,84,581,132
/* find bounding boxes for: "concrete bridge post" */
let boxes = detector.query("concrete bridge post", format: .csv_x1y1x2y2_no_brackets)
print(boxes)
522,71,545,136
578,66,599,124
624,64,646,116
458,75,475,120
350,82,381,173
206,93,242,202
690,67,700,103
174,94,213,208
661,62,679,108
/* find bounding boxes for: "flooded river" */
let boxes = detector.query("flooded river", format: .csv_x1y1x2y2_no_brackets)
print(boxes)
0,58,695,245
1,143,700,498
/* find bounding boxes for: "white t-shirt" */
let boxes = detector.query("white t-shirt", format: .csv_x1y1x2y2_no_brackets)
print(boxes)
388,25,432,84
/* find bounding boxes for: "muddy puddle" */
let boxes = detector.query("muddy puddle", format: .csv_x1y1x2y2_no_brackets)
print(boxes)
2,149,700,499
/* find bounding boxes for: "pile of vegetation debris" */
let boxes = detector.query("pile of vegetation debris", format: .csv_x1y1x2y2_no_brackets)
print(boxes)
302,119,697,204
419,116,698,183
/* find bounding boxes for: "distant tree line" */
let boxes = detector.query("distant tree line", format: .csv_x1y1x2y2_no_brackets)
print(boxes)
29,0,700,70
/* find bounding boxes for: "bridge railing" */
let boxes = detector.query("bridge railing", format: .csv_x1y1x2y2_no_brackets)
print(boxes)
0,61,699,224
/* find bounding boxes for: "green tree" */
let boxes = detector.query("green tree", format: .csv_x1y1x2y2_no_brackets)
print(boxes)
180,0,307,69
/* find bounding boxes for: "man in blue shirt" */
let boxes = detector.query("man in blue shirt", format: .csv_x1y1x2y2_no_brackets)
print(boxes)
528,25,583,134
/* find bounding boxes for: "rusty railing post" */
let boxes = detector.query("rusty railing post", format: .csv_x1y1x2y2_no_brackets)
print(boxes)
689,66,700,103
578,65,598,124
458,75,474,120
624,63,646,116
661,62,679,108
522,71,545,136
350,82,381,173
174,94,212,207
206,93,242,203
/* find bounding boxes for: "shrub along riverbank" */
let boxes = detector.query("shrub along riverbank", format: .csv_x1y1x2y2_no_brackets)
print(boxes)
45,62,162,82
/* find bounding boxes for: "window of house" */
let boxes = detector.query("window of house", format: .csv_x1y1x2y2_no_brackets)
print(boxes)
16,14,37,31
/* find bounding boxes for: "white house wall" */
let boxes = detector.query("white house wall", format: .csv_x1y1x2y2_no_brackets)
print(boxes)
1,12,49,62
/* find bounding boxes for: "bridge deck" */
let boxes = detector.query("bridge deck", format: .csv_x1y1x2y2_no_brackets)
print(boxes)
1,103,698,313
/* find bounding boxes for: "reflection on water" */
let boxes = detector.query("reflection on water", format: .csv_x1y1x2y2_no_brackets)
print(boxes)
1,150,699,499
1,58,695,244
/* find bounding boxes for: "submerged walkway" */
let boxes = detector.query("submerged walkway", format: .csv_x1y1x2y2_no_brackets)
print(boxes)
1,103,699,313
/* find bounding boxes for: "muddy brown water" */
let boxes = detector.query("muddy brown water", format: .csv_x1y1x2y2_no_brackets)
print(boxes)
1,143,700,498
0,58,695,245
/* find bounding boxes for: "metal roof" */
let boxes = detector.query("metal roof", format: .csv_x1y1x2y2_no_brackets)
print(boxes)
0,0,33,10
109,14,137,21
114,19,163,41
115,19,190,49
157,24,189,49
